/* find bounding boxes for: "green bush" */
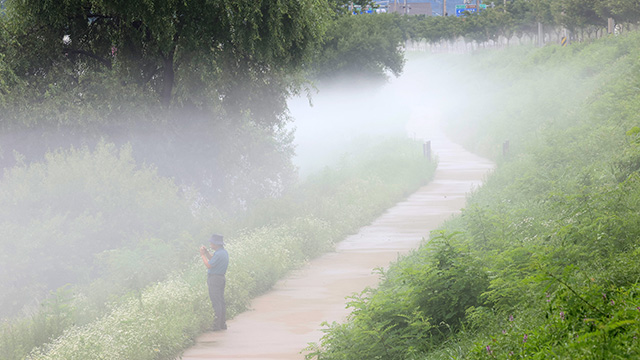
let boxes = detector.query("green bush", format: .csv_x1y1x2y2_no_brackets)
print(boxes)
0,142,200,316
0,142,211,359
442,32,640,359
308,231,489,360
26,273,207,360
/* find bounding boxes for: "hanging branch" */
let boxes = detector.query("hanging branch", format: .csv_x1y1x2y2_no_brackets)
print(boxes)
62,48,112,69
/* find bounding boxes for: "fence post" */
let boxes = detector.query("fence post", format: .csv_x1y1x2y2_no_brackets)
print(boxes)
538,22,544,47
502,140,510,157
423,140,432,162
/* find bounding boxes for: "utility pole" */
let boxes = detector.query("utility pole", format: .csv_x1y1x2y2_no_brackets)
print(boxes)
443,0,447,16
538,22,544,47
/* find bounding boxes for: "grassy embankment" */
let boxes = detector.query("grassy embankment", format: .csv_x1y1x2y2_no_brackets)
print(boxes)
306,31,640,359
0,136,435,360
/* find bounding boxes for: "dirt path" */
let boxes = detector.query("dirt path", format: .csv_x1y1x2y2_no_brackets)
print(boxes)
179,119,494,359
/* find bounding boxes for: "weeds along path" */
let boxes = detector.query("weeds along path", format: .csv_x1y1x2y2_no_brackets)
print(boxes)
178,115,494,360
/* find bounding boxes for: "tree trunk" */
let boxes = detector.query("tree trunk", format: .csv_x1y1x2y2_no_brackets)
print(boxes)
161,48,175,107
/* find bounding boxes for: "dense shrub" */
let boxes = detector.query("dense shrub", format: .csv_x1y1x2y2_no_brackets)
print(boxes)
0,141,207,309
0,142,213,359
307,231,489,360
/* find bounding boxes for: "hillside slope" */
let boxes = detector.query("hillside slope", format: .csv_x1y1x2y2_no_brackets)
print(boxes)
308,31,640,359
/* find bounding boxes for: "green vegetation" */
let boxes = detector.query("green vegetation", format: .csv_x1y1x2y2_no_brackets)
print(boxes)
2,0,328,118
400,0,640,46
3,0,640,359
0,137,435,360
0,0,333,211
2,0,635,215
0,142,206,317
312,12,406,80
306,31,640,359
0,2,415,358
0,0,410,213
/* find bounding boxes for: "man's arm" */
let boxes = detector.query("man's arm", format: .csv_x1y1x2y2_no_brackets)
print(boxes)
200,246,212,268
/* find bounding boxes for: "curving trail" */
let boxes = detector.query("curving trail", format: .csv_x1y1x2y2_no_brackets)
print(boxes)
178,114,494,360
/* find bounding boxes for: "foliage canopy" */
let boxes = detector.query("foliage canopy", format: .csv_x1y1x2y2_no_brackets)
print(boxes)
3,0,329,118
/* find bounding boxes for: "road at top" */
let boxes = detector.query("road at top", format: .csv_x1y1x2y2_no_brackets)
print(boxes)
178,111,494,360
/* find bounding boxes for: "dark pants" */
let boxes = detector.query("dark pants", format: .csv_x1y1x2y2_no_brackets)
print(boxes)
207,274,226,329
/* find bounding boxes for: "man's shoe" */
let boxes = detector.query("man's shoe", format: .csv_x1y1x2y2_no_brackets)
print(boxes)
209,324,227,332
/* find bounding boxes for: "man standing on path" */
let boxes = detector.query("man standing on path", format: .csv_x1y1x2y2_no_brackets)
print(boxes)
200,234,228,331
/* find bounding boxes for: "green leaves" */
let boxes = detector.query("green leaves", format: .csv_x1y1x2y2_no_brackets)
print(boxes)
308,231,489,359
312,13,406,80
0,142,198,319
1,0,331,122
625,126,640,142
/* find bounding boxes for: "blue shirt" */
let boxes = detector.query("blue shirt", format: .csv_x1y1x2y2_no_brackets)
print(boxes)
208,247,229,275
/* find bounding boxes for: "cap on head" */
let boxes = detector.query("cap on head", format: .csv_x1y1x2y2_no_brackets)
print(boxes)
209,234,224,246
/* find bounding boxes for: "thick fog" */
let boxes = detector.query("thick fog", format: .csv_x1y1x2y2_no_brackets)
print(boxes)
0,51,496,322
288,55,469,177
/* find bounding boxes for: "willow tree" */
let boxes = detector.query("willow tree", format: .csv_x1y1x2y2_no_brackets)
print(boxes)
312,13,406,81
2,0,330,124
1,0,331,209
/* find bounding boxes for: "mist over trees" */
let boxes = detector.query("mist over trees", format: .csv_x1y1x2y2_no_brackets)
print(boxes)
0,0,332,209
308,30,640,360
0,0,413,210
0,3,413,358
3,0,636,209
3,0,640,358
0,0,408,325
